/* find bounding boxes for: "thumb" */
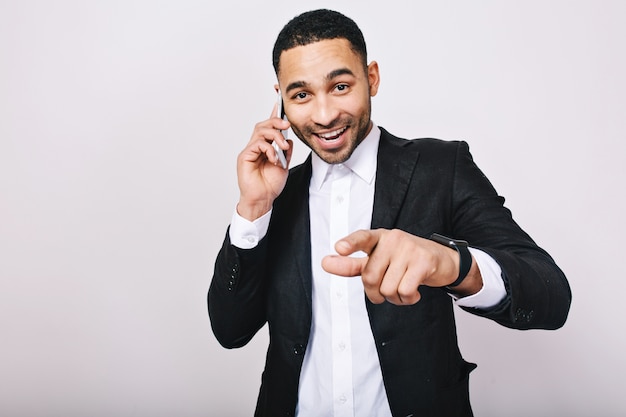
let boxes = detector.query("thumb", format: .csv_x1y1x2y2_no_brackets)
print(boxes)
333,229,381,256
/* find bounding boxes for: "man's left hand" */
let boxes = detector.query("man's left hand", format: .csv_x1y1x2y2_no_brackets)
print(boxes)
321,229,483,305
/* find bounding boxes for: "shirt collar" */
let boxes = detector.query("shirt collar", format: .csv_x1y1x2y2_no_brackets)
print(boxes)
311,123,380,190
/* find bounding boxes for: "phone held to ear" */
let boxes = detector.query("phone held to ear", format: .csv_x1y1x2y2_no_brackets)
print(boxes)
272,91,288,169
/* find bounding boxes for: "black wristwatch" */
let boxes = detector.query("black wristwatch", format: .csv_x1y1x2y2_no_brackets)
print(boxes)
429,233,472,287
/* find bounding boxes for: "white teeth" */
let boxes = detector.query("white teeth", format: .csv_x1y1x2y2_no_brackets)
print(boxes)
319,127,347,140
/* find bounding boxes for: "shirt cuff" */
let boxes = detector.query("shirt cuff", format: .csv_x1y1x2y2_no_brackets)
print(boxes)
453,247,507,309
228,208,272,249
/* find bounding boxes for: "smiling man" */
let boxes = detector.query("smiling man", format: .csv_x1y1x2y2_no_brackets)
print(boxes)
208,9,571,417
279,38,377,165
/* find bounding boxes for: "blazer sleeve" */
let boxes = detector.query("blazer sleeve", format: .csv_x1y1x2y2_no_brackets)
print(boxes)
208,229,269,348
449,141,571,330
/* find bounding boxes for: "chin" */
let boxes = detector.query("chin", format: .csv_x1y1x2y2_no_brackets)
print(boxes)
316,148,353,165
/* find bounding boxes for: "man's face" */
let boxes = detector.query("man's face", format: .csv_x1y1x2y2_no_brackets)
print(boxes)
277,39,380,164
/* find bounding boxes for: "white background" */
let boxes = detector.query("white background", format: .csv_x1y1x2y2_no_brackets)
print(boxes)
1,1,625,416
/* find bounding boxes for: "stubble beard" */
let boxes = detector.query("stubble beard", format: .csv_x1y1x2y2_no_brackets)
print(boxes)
290,105,372,165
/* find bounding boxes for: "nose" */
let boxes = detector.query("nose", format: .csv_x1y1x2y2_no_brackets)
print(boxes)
310,95,339,127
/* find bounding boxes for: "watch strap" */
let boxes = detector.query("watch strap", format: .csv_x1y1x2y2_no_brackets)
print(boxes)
429,233,472,287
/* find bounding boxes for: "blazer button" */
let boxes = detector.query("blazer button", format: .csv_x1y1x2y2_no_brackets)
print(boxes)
293,344,305,356
514,307,534,323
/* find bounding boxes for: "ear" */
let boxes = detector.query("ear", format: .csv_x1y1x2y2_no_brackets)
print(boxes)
367,61,380,97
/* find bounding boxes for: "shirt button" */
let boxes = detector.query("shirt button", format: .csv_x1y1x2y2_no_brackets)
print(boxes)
338,395,347,404
338,342,346,351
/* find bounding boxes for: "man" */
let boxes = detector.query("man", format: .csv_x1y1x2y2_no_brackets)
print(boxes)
208,9,571,417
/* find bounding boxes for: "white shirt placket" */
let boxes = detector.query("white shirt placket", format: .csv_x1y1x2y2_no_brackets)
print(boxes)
329,164,354,417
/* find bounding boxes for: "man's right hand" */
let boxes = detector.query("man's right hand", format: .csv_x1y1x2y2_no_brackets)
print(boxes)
236,104,293,221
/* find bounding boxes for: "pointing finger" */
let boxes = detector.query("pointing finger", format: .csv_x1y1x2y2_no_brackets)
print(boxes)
321,254,368,277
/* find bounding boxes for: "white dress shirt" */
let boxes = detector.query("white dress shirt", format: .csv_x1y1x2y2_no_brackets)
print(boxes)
229,124,506,416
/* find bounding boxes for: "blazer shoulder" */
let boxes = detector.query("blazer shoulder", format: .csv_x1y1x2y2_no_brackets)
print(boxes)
379,126,469,154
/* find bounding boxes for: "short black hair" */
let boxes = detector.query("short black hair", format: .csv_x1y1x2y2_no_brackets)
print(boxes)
272,9,367,75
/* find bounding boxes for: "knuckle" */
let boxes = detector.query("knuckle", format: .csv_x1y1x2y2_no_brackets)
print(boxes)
408,293,421,304
253,119,268,130
378,282,395,298
397,284,413,299
361,272,377,288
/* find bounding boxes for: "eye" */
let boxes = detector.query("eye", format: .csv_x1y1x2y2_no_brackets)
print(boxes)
294,91,308,100
336,84,348,91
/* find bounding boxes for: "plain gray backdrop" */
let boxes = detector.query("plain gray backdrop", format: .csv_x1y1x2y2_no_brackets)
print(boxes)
1,1,625,416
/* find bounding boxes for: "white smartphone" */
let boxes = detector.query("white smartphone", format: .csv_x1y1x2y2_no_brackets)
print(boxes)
272,90,288,169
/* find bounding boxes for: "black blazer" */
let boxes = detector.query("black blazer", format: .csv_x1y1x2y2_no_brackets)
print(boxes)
208,127,571,417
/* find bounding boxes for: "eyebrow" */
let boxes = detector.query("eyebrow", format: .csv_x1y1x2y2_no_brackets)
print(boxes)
285,67,356,94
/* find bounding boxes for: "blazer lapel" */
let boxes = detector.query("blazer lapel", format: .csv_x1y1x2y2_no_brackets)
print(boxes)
371,128,420,229
290,157,314,308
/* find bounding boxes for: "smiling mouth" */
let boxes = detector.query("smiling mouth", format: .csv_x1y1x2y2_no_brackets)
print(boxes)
316,126,348,141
